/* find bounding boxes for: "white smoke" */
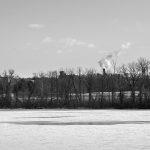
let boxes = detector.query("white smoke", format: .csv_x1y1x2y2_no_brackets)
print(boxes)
121,42,131,49
98,58,112,70
98,42,131,72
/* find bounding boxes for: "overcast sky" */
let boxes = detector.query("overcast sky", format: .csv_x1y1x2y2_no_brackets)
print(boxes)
0,0,150,77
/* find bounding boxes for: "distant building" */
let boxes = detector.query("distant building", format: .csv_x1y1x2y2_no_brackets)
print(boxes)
59,71,66,78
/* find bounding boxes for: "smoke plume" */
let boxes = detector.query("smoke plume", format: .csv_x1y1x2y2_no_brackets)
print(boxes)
98,42,131,72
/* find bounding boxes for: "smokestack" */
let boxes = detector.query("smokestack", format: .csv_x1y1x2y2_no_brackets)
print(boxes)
103,68,106,75
98,42,131,74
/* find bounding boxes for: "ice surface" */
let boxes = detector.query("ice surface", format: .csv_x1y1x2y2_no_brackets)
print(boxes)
0,109,150,150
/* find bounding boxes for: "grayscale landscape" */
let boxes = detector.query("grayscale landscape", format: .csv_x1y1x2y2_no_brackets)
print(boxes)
1,0,150,149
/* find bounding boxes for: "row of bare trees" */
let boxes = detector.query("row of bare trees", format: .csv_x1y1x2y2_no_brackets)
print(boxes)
0,57,150,108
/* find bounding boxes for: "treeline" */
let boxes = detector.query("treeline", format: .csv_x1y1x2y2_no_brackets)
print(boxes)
0,57,150,109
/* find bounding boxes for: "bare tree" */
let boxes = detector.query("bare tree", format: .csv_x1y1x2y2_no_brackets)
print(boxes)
1,69,15,107
121,63,139,106
116,67,127,106
77,67,83,106
137,57,150,106
38,72,45,99
137,57,150,76
84,69,96,107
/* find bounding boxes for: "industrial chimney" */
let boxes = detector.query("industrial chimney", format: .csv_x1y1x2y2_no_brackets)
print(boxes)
103,68,106,75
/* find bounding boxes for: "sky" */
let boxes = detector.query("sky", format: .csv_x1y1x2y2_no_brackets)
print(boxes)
0,0,150,77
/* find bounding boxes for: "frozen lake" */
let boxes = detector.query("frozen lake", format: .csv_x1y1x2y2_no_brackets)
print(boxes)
0,109,150,150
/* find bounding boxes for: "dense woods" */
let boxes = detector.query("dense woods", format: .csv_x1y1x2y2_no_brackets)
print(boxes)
1,57,150,109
